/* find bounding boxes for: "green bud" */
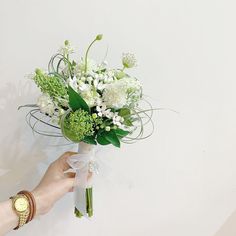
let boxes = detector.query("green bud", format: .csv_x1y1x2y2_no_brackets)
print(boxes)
35,68,43,76
115,71,126,80
64,40,69,46
92,113,98,119
96,34,103,41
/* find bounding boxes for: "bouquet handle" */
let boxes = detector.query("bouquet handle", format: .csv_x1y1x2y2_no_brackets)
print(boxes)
67,142,96,218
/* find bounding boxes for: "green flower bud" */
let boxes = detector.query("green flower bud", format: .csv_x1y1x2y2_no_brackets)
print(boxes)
115,71,126,80
92,113,98,119
96,34,103,41
35,68,43,76
64,40,69,46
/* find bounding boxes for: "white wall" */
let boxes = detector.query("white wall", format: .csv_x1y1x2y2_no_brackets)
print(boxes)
0,0,236,235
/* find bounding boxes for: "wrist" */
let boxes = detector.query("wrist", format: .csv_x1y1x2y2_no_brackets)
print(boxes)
31,189,51,216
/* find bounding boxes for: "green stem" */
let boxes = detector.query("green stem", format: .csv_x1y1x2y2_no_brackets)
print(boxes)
121,66,126,72
74,207,83,218
86,188,93,217
84,39,97,73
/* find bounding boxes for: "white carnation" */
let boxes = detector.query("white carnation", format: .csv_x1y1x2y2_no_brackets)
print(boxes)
102,77,142,108
102,82,127,109
37,94,55,116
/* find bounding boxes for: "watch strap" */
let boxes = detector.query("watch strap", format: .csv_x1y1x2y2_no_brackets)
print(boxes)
10,190,36,230
18,190,36,222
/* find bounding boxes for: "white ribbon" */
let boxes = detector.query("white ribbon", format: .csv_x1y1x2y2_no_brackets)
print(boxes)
67,143,98,217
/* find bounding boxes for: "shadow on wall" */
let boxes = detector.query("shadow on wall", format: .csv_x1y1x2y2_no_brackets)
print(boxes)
213,211,236,236
0,81,47,200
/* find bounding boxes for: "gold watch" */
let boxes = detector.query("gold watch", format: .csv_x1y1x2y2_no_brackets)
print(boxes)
10,194,30,229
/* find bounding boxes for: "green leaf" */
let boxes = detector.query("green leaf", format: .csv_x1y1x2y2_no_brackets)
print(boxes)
97,133,111,145
103,130,120,148
118,108,131,117
123,118,133,126
114,128,130,138
83,136,97,145
68,86,90,112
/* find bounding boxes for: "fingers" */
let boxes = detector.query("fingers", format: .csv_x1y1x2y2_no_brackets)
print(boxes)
58,151,78,171
64,172,76,178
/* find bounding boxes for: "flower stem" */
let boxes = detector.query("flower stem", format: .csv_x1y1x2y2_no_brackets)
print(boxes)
84,34,103,73
121,66,126,72
74,188,93,218
86,187,93,217
84,39,97,73
74,207,83,218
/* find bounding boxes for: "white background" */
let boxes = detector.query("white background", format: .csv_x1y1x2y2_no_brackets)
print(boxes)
0,0,236,235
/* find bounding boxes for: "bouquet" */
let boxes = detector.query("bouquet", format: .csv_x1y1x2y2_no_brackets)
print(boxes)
20,34,154,218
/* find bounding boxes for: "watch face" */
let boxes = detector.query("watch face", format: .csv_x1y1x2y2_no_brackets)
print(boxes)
15,197,28,212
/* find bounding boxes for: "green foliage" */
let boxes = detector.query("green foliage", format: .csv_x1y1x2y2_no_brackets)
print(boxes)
33,69,67,100
118,108,131,117
114,128,130,138
83,136,97,145
68,86,90,112
102,130,120,148
61,109,94,142
97,132,111,145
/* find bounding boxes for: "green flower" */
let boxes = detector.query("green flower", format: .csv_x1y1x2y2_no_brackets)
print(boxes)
33,69,68,102
61,109,94,142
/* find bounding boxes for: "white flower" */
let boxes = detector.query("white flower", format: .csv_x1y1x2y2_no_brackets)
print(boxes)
105,126,111,131
102,76,142,108
100,61,108,68
37,94,55,116
58,40,74,55
103,109,114,119
95,97,103,106
122,53,137,68
81,77,86,82
102,82,127,109
68,76,78,91
112,113,124,127
81,89,100,107
96,104,107,117
119,77,142,106
78,81,90,91
93,78,105,90
87,76,93,84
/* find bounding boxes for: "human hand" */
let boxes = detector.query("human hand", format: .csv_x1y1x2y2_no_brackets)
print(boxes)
32,151,76,216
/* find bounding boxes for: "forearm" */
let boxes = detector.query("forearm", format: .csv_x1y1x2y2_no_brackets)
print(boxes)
0,152,75,235
0,192,43,236
0,200,18,235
